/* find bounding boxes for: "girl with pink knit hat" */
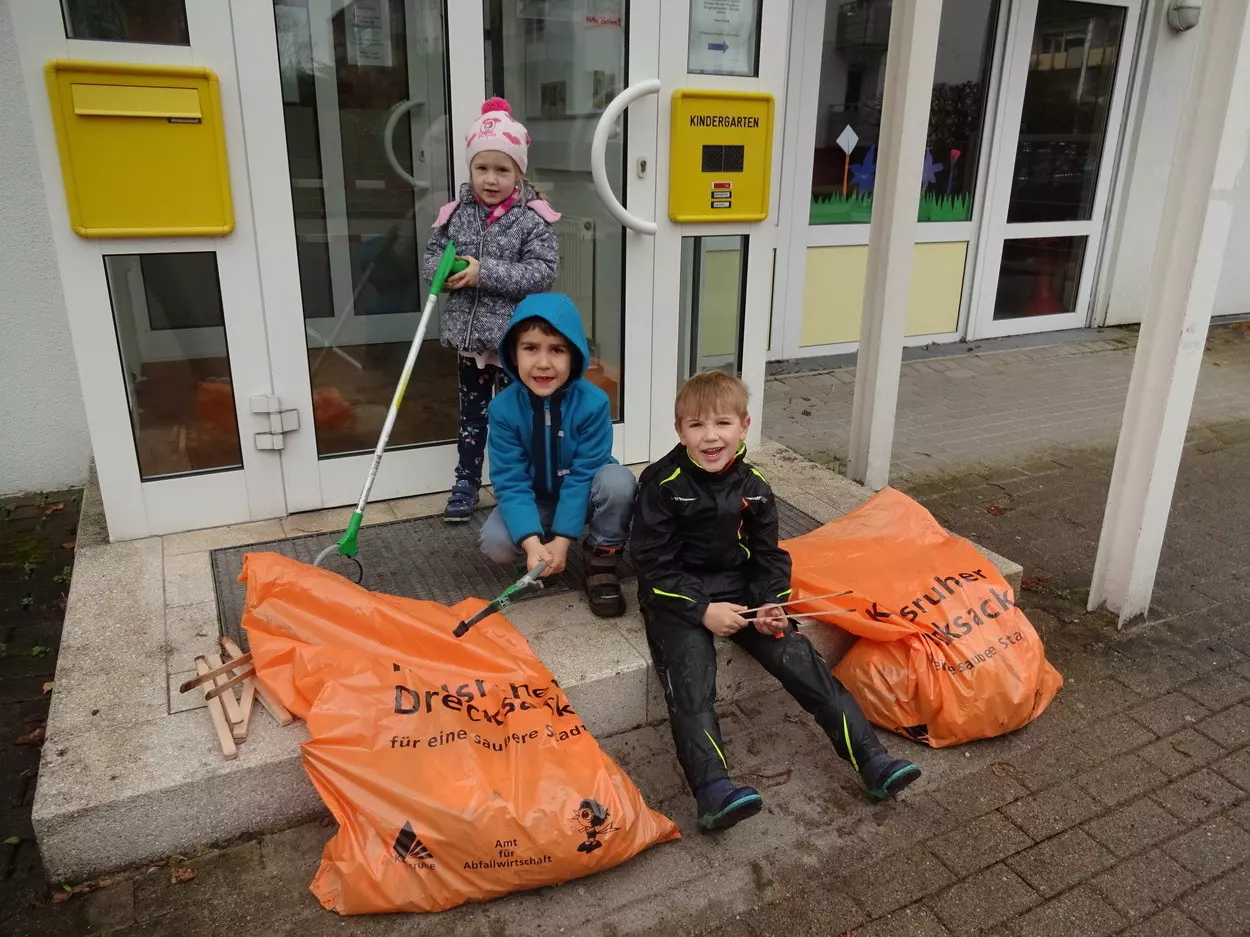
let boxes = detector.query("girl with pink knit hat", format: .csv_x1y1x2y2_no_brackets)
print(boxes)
422,98,561,521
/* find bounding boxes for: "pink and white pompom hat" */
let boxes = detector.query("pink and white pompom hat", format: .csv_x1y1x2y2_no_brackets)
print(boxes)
464,97,530,174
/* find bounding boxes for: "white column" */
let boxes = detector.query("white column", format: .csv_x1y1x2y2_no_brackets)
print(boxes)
1090,0,1250,625
846,0,942,490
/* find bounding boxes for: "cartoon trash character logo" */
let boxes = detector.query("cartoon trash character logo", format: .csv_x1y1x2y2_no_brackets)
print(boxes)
573,798,617,854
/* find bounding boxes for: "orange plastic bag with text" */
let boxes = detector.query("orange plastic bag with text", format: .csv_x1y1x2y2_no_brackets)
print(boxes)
782,489,1062,748
239,553,679,915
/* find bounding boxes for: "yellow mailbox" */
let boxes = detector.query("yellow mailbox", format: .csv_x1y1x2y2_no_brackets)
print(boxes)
669,90,774,223
45,60,233,238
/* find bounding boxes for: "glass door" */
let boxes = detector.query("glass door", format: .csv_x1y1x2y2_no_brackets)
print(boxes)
481,0,633,428
969,0,1140,339
264,0,460,508
238,0,657,511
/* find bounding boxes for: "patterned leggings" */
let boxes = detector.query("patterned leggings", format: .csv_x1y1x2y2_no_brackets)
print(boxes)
455,356,508,486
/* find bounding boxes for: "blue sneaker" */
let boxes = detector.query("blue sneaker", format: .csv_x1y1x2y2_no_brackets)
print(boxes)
442,479,479,523
695,779,763,832
860,754,921,802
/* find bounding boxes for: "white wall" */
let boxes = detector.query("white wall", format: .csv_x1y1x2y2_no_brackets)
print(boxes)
1104,0,1250,324
0,2,91,494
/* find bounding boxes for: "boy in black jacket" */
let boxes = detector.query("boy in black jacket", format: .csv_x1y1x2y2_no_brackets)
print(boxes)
632,371,919,832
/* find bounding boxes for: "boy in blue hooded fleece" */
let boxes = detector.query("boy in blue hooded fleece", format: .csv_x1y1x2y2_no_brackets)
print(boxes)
479,293,636,617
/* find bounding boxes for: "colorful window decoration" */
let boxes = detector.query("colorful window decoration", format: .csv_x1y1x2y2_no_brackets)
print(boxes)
810,0,1000,225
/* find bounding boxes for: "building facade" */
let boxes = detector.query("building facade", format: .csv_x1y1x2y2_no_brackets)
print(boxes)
0,0,1245,540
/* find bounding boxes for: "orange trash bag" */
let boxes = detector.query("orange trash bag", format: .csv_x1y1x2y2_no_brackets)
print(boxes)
782,489,1062,748
239,553,679,915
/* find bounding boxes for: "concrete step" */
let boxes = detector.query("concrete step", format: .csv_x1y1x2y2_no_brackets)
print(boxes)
32,443,1021,882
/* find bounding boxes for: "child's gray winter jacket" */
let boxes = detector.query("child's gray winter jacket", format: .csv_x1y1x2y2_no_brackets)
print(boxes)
422,183,560,355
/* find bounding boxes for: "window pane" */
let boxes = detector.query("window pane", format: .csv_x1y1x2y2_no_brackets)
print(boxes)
678,236,748,382
810,0,1000,225
992,236,1087,320
1006,0,1125,223
104,253,243,480
273,0,458,458
688,0,763,78
485,0,627,420
61,0,189,44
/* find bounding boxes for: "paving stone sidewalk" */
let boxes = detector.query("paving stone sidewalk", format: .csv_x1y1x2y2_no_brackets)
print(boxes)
764,322,1250,480
3,329,1249,936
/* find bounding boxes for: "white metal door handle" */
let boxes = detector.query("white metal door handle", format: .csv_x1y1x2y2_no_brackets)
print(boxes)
592,79,661,235
383,99,425,190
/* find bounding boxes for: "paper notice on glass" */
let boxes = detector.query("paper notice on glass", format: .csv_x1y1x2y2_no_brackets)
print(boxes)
688,0,760,77
345,0,392,68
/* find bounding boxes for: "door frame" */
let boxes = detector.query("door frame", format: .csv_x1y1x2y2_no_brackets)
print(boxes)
966,0,1143,340
649,0,792,453
235,0,662,512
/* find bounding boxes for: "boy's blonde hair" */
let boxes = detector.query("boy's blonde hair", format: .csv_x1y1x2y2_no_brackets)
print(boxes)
674,370,750,423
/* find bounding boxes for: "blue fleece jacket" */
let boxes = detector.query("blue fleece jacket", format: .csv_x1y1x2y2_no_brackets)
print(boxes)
488,294,618,545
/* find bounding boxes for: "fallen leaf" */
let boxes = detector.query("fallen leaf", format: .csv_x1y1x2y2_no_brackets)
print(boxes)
14,725,45,747
4,836,20,845
51,891,72,903
171,867,197,885
42,682,54,694
1021,575,1055,591
986,505,1008,516
61,541,76,551
42,502,65,516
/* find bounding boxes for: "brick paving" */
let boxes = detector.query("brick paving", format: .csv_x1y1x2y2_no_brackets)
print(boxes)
764,323,1250,480
0,491,79,927
2,329,1250,935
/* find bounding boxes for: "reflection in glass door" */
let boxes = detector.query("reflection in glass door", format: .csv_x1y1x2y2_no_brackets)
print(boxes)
273,0,457,458
972,0,1139,336
483,0,627,419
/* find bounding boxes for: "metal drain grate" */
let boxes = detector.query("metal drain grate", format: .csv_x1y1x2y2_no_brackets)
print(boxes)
211,498,823,650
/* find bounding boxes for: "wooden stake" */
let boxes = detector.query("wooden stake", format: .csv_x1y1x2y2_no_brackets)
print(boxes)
203,666,256,703
206,653,244,725
221,637,294,727
179,652,253,693
218,648,257,743
195,656,237,760
235,675,257,742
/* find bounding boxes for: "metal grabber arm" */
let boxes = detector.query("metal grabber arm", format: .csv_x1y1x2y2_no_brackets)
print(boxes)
313,242,468,579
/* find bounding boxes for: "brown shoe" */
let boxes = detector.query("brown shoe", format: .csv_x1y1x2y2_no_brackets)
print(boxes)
584,544,625,618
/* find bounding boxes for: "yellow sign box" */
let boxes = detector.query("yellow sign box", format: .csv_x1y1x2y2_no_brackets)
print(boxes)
669,90,774,223
45,60,234,238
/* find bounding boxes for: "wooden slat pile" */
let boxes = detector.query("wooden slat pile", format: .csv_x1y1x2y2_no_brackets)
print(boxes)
177,637,293,759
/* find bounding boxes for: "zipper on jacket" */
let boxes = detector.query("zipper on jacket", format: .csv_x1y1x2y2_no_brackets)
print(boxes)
543,400,554,492
462,210,487,352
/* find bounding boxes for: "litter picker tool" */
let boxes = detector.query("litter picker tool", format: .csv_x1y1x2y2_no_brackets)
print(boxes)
739,590,854,640
313,242,468,580
453,562,548,638
738,590,853,616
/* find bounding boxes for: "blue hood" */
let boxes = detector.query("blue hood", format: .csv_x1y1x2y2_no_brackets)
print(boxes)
499,293,591,384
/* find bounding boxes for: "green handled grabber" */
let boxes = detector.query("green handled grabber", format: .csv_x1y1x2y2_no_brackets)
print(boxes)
313,242,468,580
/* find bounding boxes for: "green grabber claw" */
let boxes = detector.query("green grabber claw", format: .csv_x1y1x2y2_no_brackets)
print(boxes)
431,241,470,294
313,239,469,582
336,511,365,559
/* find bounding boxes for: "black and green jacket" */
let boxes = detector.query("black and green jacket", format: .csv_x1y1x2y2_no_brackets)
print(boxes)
630,443,793,627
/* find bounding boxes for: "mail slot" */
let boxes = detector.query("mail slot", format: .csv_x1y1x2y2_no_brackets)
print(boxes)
70,84,202,120
45,60,233,238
